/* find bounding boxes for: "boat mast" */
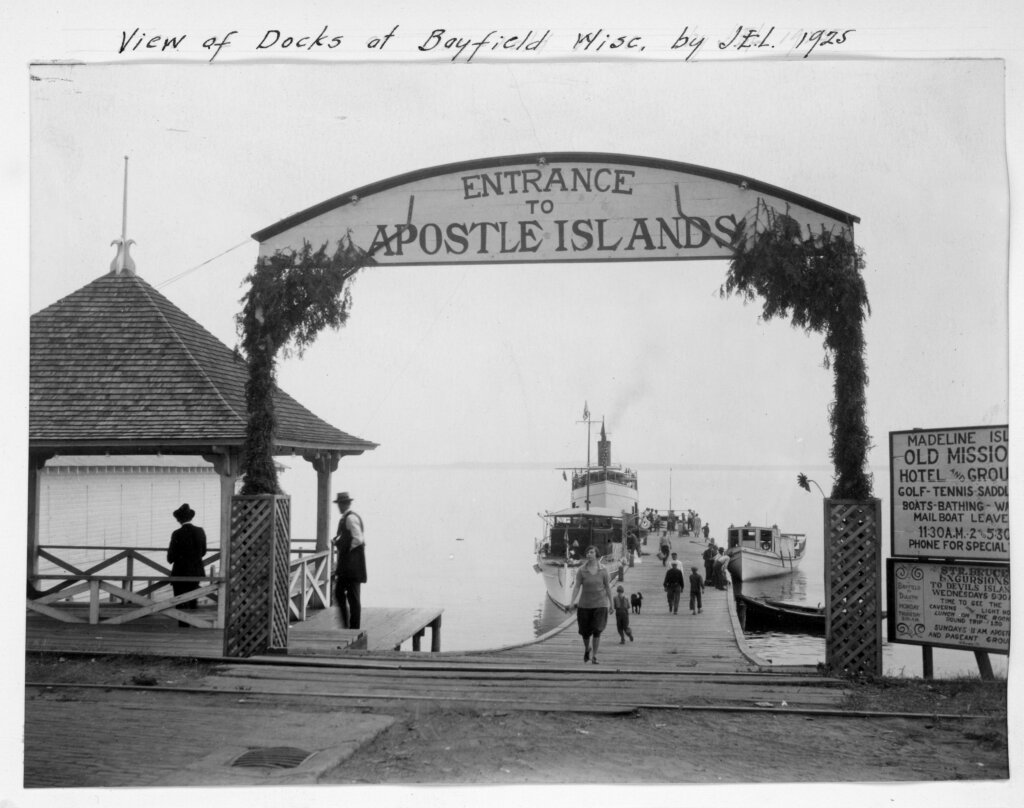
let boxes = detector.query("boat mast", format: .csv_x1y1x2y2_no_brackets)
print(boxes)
579,402,592,509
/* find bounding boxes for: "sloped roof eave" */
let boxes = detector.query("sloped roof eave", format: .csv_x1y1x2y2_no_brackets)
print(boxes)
30,272,377,456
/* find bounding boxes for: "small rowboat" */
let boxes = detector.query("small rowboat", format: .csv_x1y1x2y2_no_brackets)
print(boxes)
736,594,825,634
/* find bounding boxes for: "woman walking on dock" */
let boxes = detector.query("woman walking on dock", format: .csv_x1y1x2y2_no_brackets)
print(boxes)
569,545,614,664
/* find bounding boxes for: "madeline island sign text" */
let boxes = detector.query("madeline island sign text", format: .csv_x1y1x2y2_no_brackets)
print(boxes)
253,153,859,265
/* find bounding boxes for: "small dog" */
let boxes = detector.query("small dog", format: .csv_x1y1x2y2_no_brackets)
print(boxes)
630,592,643,614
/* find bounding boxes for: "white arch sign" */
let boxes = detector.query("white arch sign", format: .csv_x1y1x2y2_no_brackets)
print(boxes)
253,152,857,265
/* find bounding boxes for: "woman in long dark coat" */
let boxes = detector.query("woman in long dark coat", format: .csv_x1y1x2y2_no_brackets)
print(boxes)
168,503,207,627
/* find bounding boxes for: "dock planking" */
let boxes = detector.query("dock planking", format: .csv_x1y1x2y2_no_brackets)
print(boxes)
25,604,444,659
26,533,849,712
197,538,854,712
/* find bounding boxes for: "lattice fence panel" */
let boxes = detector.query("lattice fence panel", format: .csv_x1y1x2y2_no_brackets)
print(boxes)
269,497,291,649
825,498,883,677
223,494,291,658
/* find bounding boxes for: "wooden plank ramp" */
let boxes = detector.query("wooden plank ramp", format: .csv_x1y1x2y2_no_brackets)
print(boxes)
27,537,849,712
463,542,762,671
25,605,444,658
201,545,849,712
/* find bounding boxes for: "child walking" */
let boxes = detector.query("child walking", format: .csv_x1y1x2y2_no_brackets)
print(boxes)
613,585,635,644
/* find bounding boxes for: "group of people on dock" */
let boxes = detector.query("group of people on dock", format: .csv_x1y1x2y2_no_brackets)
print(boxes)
568,530,735,663
640,508,708,540
164,490,369,632
662,553,705,615
703,540,732,590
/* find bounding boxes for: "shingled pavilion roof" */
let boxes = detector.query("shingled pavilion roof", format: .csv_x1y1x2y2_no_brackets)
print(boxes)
30,271,377,457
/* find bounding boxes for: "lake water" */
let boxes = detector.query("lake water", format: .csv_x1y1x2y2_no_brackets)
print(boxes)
281,462,1007,679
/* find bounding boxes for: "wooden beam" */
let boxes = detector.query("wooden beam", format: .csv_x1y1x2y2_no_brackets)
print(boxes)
974,650,994,681
26,452,53,586
430,615,442,652
304,450,341,553
204,448,239,630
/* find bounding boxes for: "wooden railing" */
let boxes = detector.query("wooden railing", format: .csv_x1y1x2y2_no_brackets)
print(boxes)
28,545,224,628
27,541,334,628
289,547,332,621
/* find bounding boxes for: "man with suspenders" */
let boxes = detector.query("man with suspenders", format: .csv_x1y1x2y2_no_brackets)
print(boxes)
332,492,367,629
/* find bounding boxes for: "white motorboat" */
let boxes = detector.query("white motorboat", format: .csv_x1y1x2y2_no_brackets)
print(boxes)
725,523,807,582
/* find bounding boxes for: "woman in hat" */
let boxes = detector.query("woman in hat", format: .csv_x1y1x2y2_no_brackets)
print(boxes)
167,503,207,627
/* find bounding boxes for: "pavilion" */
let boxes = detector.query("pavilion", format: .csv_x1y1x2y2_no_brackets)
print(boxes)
28,246,377,609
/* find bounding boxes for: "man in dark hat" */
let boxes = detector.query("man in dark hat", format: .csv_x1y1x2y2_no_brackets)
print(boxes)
332,492,367,629
168,503,207,627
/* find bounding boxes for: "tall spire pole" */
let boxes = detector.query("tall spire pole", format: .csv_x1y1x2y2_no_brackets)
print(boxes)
579,402,593,510
586,417,592,510
109,155,136,275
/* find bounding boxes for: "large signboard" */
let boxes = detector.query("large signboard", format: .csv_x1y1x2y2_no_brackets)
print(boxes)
886,559,1010,653
890,425,1009,561
253,152,857,265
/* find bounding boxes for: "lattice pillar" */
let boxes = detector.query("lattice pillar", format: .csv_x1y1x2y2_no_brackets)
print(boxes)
223,494,291,658
825,498,883,677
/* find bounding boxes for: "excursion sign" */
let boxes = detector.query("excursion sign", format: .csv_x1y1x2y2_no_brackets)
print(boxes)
886,559,1010,654
890,425,1009,561
253,153,858,265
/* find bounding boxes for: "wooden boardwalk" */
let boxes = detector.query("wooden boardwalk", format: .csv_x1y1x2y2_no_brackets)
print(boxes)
476,538,762,671
26,604,443,657
26,534,851,711
187,540,848,713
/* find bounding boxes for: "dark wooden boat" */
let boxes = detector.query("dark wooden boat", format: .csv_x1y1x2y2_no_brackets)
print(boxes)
736,594,825,634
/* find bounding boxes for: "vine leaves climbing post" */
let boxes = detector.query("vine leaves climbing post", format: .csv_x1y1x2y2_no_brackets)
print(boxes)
723,202,880,676
223,236,374,657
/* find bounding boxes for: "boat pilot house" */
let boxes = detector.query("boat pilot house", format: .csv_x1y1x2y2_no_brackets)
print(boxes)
546,507,626,560
729,525,778,551
726,523,807,583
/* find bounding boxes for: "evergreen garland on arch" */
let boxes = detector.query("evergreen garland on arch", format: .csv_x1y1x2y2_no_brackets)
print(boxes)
721,200,873,500
236,235,375,495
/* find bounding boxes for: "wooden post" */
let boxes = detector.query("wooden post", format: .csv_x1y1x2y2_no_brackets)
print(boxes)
306,451,341,553
223,493,291,657
922,645,934,679
430,615,442,652
204,449,239,630
974,651,994,681
825,498,883,677
26,452,53,589
124,556,135,603
89,580,100,624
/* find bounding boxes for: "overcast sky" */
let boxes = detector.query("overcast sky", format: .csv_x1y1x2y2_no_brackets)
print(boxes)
7,3,1024,806
27,59,1009,480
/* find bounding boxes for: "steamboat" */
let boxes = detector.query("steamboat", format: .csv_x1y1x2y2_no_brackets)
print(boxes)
534,416,638,610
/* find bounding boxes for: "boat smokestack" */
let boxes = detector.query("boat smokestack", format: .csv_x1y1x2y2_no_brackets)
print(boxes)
598,420,610,468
